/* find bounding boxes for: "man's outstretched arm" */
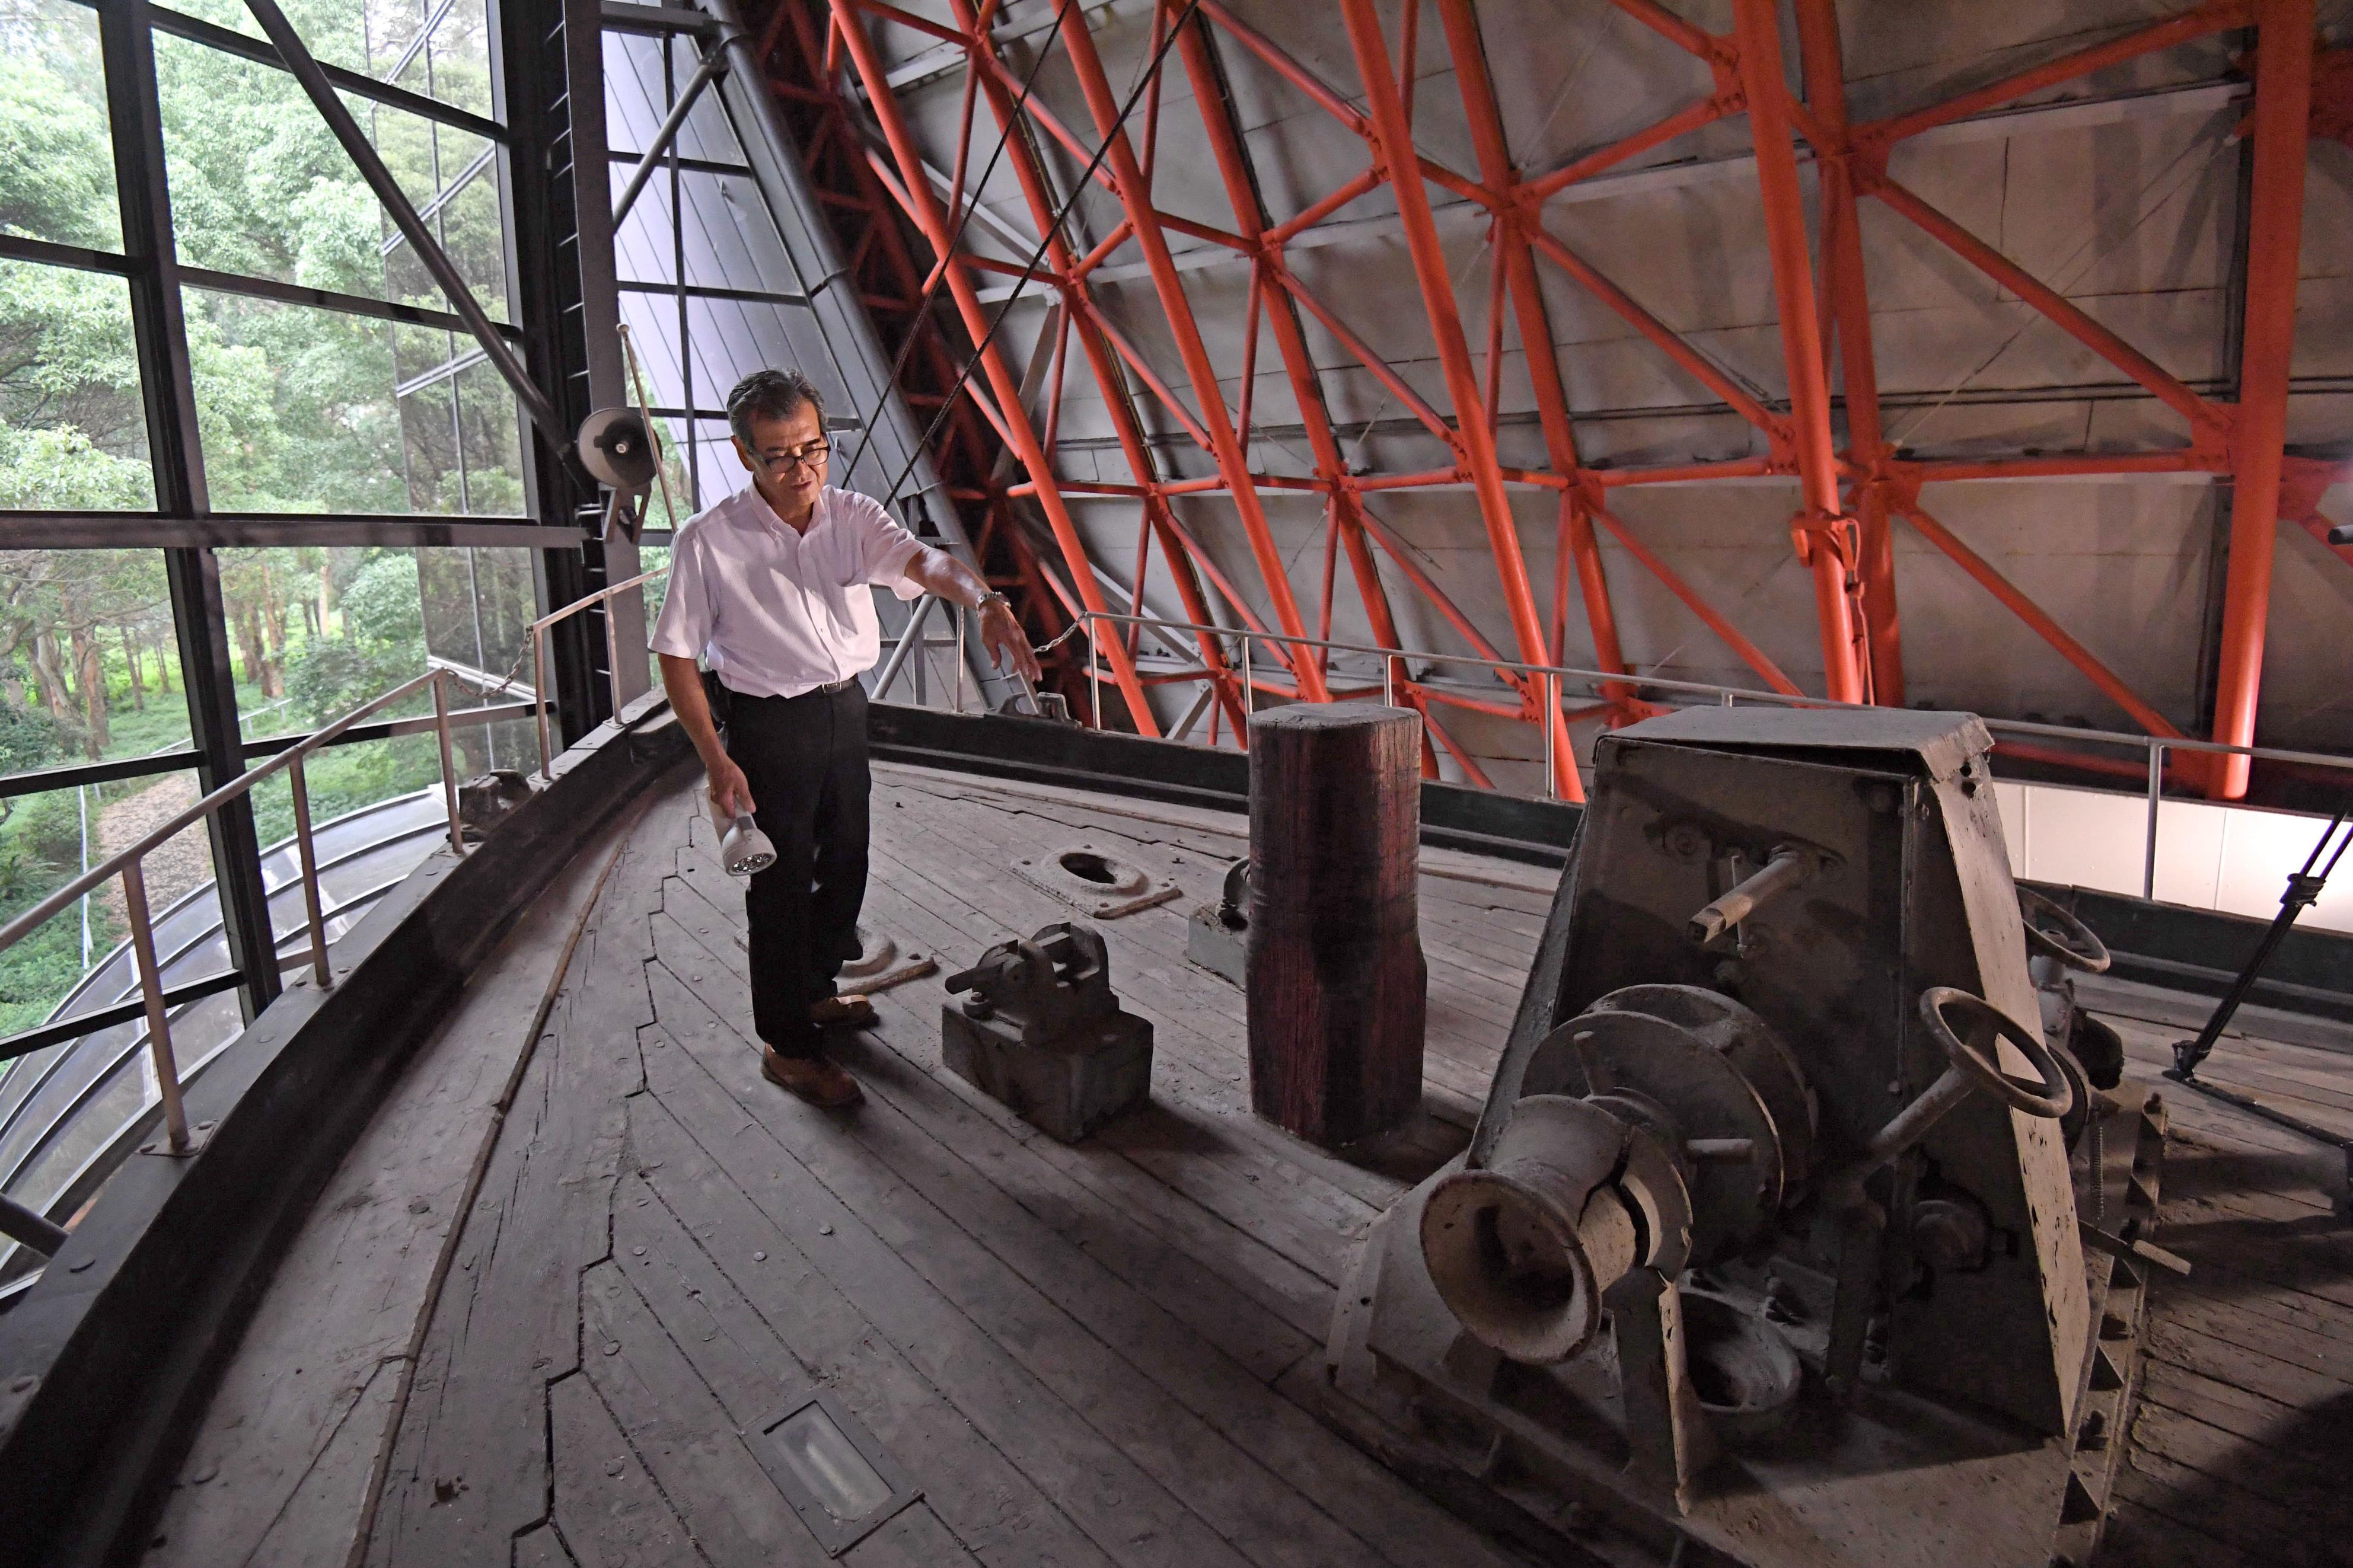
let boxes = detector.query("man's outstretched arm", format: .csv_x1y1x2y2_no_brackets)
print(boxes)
899,549,1043,684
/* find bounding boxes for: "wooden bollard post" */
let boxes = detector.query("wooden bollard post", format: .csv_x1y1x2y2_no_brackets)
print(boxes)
1246,702,1426,1146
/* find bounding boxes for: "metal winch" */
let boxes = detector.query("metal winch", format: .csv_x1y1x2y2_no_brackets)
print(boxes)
1322,708,2166,1568
942,921,1154,1144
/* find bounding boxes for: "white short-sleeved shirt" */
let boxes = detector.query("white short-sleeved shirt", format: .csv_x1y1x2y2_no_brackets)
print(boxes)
648,484,935,698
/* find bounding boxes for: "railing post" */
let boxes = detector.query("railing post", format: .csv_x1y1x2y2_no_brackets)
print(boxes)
122,858,191,1156
1242,635,1254,724
955,603,967,714
1382,654,1395,709
288,755,333,989
1089,612,1103,729
2145,740,2166,900
1544,671,1558,800
433,674,466,854
604,592,626,723
534,624,554,783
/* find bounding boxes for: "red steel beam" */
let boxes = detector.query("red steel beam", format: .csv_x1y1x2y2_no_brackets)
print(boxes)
2210,0,2316,798
1899,503,2186,740
1733,0,1866,707
1855,1,2252,149
1438,0,1629,741
1339,0,1571,792
1866,177,2229,446
1047,5,1331,701
949,11,1252,736
1587,499,1803,697
1795,0,1904,704
826,0,1161,734
1523,94,1735,201
1172,18,1430,761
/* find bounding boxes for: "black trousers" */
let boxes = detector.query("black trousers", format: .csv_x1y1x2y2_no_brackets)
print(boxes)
723,679,870,1057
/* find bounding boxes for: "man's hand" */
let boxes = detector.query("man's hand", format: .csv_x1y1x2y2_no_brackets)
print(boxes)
979,597,1042,684
706,754,757,822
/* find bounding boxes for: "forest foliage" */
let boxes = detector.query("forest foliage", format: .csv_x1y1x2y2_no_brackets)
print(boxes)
1,0,535,1036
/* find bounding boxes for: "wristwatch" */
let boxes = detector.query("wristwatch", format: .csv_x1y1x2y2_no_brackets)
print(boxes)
976,590,1011,614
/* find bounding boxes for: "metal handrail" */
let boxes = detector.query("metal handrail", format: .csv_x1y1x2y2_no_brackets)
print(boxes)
531,566,669,781
1063,608,2353,903
0,670,476,1156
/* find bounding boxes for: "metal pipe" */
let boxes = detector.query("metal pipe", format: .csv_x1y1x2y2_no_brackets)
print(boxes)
873,593,937,698
2209,0,2316,800
240,0,563,444
827,0,1162,735
2144,741,2166,900
288,755,333,989
1689,845,1815,943
0,1194,70,1257
1733,0,1864,707
611,40,732,226
1044,3,1331,702
122,859,190,1155
1338,0,1563,748
534,626,554,783
1058,606,2353,776
433,675,465,854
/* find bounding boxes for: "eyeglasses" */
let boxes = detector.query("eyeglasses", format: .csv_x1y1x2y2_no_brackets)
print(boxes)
751,441,830,474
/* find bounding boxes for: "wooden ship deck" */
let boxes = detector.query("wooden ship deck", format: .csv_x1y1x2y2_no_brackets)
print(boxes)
144,761,2353,1568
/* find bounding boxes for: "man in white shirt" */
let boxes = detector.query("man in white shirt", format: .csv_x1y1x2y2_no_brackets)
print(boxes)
652,369,1040,1107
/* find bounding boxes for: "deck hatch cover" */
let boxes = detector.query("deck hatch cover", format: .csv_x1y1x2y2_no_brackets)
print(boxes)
751,1389,922,1556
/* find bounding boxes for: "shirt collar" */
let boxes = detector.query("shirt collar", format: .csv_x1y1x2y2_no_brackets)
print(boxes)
735,483,827,540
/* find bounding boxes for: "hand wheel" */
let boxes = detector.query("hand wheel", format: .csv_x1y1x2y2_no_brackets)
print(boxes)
2018,886,2110,974
1918,986,2075,1120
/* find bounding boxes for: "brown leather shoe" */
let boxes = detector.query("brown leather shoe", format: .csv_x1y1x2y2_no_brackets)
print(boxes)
761,1049,863,1108
809,993,878,1030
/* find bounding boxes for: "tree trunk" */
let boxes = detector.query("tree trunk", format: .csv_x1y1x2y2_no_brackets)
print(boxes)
151,628,173,692
123,624,145,710
72,624,108,758
31,633,73,726
234,603,265,689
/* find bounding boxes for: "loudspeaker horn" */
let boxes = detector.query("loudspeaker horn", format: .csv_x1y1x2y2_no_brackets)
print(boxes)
576,407,659,491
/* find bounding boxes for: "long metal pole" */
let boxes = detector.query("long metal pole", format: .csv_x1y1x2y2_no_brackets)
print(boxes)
827,0,1162,734
534,625,553,782
433,675,466,853
1337,0,1567,768
122,859,190,1155
241,0,564,444
1732,0,1865,707
1173,19,1416,740
2144,741,2166,900
288,755,333,989
2209,0,2316,800
1436,0,1623,771
611,40,731,225
1042,4,1331,701
873,594,937,699
1793,0,1904,704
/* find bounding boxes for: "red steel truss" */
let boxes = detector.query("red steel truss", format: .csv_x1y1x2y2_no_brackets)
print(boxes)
740,0,2339,800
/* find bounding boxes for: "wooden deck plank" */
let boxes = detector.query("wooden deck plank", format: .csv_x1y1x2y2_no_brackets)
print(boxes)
547,1371,703,1568
649,903,1319,1374
371,806,685,1564
634,1028,1266,1568
621,1103,1121,1568
582,1259,833,1566
642,952,1521,1568
148,759,2353,1568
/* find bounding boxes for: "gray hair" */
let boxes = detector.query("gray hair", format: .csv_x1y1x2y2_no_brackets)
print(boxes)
725,368,827,449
